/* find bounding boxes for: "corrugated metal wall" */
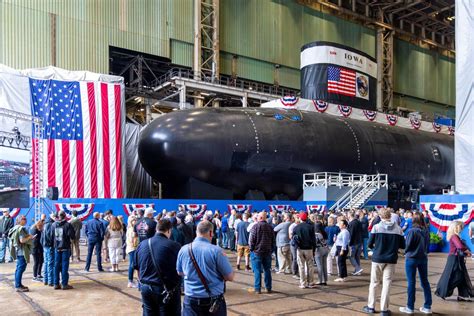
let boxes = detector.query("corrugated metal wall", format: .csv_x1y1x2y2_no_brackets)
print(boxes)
0,0,455,108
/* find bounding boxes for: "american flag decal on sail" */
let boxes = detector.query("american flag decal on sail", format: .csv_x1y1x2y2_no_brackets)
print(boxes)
327,66,356,97
31,79,125,199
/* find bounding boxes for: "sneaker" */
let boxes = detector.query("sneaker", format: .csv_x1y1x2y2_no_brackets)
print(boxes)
307,283,317,288
32,277,42,282
81,270,91,273
127,281,137,288
457,296,472,302
245,266,251,271
276,270,283,274
265,288,272,294
15,287,29,292
247,288,261,294
362,306,375,314
353,268,364,275
419,307,432,314
298,285,307,289
62,285,74,290
399,307,414,314
334,278,346,282
292,275,300,279
236,265,241,270
380,311,391,316
54,285,61,290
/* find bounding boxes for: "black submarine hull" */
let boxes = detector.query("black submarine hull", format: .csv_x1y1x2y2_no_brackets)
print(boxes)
138,107,454,200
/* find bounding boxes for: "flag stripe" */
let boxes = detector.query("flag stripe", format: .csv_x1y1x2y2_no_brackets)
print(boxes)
54,140,63,197
108,84,117,198
87,83,98,198
95,83,104,198
69,141,77,198
114,85,123,198
76,140,84,197
101,83,111,198
62,140,70,197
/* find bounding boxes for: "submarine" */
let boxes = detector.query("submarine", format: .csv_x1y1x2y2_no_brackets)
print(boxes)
138,106,454,202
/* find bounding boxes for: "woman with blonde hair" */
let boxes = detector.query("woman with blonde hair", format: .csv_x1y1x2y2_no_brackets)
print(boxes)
126,215,139,288
29,219,44,282
435,221,473,301
106,216,124,272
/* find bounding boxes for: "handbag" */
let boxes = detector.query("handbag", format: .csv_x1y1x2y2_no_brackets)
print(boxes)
329,243,337,257
188,243,223,313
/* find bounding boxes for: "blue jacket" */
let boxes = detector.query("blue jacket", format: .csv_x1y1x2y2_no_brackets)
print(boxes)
85,218,105,241
404,227,429,259
41,217,55,248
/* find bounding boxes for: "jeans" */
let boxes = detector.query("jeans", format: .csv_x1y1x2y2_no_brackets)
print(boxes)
85,239,103,271
314,247,329,283
54,249,71,286
15,255,27,288
128,250,136,282
32,251,44,277
290,244,299,275
183,295,226,316
362,237,369,259
251,252,272,291
141,283,181,316
221,231,228,249
0,237,10,262
349,244,362,272
228,228,236,251
406,258,432,310
43,247,54,285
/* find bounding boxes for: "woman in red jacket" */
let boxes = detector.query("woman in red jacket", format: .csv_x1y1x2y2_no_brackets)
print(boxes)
435,221,473,301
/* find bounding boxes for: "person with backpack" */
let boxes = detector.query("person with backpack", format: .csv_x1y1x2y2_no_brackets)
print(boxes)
51,211,76,290
9,215,34,292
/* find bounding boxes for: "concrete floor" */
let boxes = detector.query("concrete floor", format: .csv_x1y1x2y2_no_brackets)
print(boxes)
1,249,473,316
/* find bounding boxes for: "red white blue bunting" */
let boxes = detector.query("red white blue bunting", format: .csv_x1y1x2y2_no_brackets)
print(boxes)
432,122,442,133
0,208,21,217
122,203,155,216
312,100,328,113
54,203,94,221
410,117,421,130
306,204,326,213
179,204,207,220
338,105,352,117
386,114,398,126
268,204,291,212
420,203,474,232
227,204,252,213
448,126,455,136
363,110,377,121
279,96,299,107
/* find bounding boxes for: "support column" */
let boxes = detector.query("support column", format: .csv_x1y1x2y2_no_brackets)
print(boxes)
376,28,394,112
242,92,248,107
179,85,187,110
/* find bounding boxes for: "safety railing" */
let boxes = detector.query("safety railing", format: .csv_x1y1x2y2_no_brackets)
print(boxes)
303,172,388,189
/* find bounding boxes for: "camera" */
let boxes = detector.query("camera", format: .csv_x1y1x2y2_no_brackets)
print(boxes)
162,289,172,304
209,297,221,313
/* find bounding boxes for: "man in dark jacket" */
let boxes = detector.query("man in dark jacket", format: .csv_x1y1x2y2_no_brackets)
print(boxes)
348,211,363,275
363,208,405,316
176,213,193,245
84,212,105,272
249,211,275,294
293,212,317,288
359,211,369,260
51,211,75,290
0,209,14,263
41,214,56,286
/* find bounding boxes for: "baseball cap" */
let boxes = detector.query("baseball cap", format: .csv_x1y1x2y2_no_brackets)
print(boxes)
299,212,308,221
144,207,156,216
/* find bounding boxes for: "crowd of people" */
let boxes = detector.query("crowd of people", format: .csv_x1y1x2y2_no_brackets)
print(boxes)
0,205,473,315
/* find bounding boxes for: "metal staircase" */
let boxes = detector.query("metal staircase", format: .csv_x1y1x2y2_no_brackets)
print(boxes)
303,172,388,210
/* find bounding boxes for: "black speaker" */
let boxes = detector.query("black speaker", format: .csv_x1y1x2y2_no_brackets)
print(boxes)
46,187,59,200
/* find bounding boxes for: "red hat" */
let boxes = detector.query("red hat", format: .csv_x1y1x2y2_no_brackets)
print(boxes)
299,212,308,221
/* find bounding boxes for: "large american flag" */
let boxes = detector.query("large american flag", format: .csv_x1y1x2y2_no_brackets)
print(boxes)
30,79,125,198
327,66,356,97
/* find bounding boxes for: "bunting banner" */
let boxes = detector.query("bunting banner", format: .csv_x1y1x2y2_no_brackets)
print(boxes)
227,204,252,213
420,203,474,232
122,203,155,216
54,203,94,221
338,105,352,117
386,114,398,126
312,100,328,113
179,204,207,220
448,126,455,136
306,204,326,212
268,204,291,212
432,122,442,133
279,96,299,107
363,110,377,121
410,117,421,130
0,208,21,218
